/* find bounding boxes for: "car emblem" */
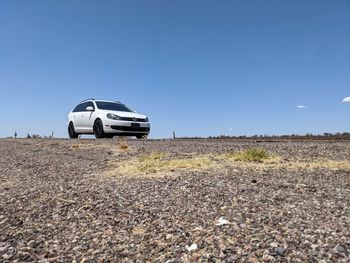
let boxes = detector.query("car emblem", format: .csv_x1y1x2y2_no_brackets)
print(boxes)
133,117,137,122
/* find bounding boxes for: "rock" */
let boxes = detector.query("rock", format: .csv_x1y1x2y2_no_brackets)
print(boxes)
334,244,347,254
186,244,198,252
270,242,278,248
0,244,8,253
216,217,230,226
28,240,36,247
275,247,286,255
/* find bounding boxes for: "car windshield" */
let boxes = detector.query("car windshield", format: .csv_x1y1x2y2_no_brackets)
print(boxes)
95,101,133,112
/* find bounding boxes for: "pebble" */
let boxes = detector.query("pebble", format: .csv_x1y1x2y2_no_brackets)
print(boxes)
0,245,8,253
270,242,278,248
186,244,198,252
216,217,230,226
275,247,286,255
334,244,347,254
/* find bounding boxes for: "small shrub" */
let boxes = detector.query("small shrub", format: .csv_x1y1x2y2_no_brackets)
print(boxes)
26,134,41,139
229,148,270,163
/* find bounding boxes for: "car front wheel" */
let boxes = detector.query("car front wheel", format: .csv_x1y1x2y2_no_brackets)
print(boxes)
68,122,79,139
93,119,106,138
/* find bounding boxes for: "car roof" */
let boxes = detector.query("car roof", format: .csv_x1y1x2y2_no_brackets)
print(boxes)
80,99,121,104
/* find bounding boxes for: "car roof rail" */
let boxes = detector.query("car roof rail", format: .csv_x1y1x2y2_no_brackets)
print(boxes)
80,98,95,103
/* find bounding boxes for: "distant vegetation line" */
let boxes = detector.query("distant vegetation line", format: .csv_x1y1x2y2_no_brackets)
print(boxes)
5,132,350,140
178,133,350,140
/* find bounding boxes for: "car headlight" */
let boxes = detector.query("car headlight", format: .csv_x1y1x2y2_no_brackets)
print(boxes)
145,117,149,122
107,113,121,120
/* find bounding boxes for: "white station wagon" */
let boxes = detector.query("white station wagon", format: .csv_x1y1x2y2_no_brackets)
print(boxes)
67,99,150,139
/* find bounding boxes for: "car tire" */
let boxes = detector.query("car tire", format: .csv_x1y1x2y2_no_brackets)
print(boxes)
68,122,79,139
106,134,115,138
93,119,106,138
136,134,148,139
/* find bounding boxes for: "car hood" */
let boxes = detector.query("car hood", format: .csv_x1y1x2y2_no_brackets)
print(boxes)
100,110,147,119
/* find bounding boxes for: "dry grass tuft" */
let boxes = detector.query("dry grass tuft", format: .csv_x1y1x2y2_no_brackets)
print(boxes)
71,144,81,149
108,152,214,176
221,157,350,171
106,149,350,178
225,148,271,163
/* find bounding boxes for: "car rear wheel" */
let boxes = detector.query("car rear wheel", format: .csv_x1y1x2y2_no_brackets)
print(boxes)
68,122,79,139
93,119,106,138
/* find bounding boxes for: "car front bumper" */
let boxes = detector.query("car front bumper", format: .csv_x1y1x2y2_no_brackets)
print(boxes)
103,120,150,134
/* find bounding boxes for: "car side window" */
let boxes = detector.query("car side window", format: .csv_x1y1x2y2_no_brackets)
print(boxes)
79,103,86,112
86,101,95,110
81,102,89,112
72,101,94,112
73,104,82,112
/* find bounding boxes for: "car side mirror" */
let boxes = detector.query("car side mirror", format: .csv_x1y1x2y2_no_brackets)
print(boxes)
86,106,94,111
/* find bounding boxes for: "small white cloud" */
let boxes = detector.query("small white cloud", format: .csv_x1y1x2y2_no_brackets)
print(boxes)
342,97,350,103
297,105,307,109
229,128,233,131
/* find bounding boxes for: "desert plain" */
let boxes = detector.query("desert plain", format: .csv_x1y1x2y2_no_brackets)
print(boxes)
0,138,349,262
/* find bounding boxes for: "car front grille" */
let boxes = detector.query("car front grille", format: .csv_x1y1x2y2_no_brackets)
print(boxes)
119,117,147,122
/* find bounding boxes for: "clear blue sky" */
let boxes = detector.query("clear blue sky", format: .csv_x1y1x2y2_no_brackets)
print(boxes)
1,0,349,138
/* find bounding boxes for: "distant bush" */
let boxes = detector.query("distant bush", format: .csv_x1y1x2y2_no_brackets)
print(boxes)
229,148,270,163
26,134,41,139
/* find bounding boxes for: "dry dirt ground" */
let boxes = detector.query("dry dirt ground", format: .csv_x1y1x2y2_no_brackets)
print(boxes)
0,138,349,262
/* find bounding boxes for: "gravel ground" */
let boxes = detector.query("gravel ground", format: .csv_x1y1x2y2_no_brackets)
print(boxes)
0,139,349,262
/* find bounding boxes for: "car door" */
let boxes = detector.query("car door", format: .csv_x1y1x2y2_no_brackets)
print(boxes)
80,101,95,132
73,102,87,132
